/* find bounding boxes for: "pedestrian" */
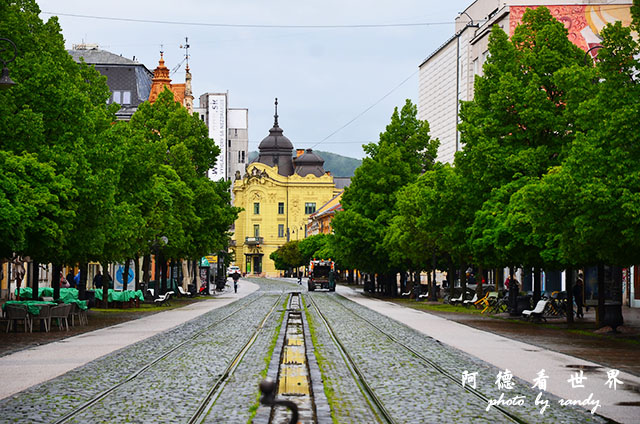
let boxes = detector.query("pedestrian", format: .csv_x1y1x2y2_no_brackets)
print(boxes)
93,271,103,289
60,271,70,288
232,271,240,293
66,270,75,288
573,273,584,319
73,270,81,288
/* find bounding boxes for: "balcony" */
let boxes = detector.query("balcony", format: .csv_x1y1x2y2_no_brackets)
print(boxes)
245,236,264,246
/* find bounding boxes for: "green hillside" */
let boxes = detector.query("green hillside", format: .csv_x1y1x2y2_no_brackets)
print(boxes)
247,150,361,177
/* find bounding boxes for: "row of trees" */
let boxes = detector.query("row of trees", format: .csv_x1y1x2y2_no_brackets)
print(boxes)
328,6,640,318
270,234,334,273
0,1,239,299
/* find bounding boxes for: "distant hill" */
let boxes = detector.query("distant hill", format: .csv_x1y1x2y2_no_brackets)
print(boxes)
247,150,361,177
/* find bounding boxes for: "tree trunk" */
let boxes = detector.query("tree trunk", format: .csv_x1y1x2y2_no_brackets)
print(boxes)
430,250,437,301
101,262,109,308
134,255,140,292
476,265,484,299
181,259,190,291
142,254,150,286
79,262,88,301
566,267,574,324
597,264,605,327
460,264,467,300
448,255,455,299
52,263,62,301
533,267,541,304
161,256,168,296
31,260,40,301
122,259,131,292
153,253,160,298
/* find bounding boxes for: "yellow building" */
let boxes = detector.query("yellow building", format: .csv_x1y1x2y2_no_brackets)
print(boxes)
231,100,340,276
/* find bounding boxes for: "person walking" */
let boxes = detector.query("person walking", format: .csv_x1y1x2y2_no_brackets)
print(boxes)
573,273,585,319
232,271,240,293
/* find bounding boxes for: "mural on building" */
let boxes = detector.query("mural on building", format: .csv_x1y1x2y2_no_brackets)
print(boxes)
509,5,634,57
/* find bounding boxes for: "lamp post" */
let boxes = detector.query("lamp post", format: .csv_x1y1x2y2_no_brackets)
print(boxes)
0,38,18,89
584,45,603,65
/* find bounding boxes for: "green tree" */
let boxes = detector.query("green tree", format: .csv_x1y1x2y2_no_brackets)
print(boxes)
0,0,118,297
270,241,304,270
126,88,239,290
457,7,586,271
332,99,438,295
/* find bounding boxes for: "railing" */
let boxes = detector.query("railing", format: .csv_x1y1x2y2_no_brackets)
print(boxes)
245,237,264,245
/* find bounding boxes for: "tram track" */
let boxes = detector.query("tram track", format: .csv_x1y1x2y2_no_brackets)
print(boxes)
54,292,284,424
306,293,528,424
188,292,286,424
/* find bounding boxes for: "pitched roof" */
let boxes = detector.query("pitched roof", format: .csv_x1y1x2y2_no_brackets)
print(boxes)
68,48,140,66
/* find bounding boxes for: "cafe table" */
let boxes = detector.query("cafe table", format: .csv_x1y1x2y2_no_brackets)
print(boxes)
3,300,57,316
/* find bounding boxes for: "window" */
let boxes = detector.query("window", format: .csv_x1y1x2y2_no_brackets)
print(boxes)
305,202,316,214
254,224,260,237
278,224,285,238
112,91,121,104
228,139,231,147
122,91,131,105
278,202,285,214
254,202,260,215
238,151,241,162
241,151,245,163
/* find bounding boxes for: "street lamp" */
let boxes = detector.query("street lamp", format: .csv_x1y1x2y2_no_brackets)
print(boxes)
0,38,18,89
584,45,603,66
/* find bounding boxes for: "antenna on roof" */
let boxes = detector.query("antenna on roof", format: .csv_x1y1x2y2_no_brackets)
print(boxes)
171,37,190,74
181,37,190,71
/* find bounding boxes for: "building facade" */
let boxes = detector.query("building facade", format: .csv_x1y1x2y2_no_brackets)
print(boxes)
306,191,343,236
68,44,153,121
231,103,340,276
195,93,249,183
418,0,634,164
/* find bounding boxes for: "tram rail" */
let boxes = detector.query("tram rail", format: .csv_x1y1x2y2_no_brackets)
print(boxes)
306,294,528,424
54,293,283,424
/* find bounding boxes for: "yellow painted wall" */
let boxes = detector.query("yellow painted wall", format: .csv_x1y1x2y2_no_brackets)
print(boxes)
232,162,339,277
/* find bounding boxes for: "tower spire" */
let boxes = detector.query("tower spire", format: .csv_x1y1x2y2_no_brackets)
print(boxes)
274,97,279,127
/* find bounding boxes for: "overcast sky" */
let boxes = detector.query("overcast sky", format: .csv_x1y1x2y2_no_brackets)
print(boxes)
37,0,471,159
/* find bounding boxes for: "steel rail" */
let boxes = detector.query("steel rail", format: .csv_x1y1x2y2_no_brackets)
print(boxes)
188,292,287,424
54,294,266,424
324,295,528,424
306,295,396,424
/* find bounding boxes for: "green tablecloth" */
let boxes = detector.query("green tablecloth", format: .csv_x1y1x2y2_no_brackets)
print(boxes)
15,287,79,301
94,289,144,303
3,301,57,315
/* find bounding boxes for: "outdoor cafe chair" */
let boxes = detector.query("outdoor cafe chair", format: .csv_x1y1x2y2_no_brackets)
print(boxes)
50,304,71,331
31,304,52,332
69,303,87,326
5,304,32,333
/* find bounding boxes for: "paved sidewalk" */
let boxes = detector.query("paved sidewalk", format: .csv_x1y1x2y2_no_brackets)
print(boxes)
336,285,640,424
0,280,259,400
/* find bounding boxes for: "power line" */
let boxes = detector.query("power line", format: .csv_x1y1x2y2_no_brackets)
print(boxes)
311,69,419,149
42,12,456,29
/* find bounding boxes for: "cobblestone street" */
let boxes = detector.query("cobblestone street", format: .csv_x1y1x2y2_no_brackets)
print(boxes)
0,278,632,423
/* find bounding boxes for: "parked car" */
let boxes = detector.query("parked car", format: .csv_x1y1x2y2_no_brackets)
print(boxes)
227,265,241,277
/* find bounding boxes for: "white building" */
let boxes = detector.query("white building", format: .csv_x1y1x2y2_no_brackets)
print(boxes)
418,0,634,164
195,92,249,182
